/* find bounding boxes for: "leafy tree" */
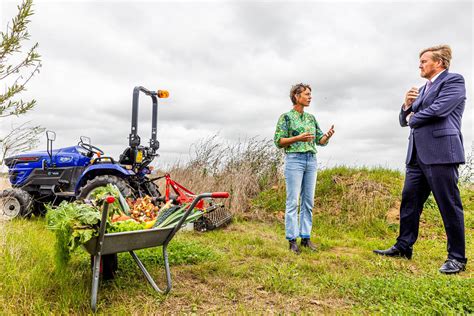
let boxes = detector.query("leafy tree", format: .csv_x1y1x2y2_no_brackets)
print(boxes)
0,0,41,118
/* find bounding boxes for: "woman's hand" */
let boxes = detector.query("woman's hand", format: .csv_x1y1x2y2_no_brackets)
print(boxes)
298,132,315,142
319,125,335,145
278,132,315,147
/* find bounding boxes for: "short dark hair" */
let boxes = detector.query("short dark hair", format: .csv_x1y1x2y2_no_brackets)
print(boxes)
290,83,311,105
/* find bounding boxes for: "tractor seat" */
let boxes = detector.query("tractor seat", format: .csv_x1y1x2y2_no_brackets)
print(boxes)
91,156,116,164
119,148,133,165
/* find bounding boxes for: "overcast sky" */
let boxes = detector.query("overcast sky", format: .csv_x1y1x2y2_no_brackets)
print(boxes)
1,0,472,171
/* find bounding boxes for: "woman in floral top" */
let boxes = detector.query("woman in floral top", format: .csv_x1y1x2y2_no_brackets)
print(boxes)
274,83,335,254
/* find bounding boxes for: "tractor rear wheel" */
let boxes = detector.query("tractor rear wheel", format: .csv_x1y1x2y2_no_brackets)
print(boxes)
0,188,33,220
78,175,132,280
143,181,161,198
77,175,133,200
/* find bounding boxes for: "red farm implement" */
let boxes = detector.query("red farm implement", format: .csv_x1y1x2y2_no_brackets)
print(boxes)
151,174,232,231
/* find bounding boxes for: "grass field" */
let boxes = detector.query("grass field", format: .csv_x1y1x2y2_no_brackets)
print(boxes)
0,167,473,314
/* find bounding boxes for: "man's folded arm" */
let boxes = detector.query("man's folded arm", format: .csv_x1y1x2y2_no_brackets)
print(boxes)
409,75,466,128
399,105,412,127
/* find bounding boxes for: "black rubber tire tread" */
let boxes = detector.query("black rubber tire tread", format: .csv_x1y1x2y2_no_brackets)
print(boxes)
77,175,133,200
89,254,118,280
101,254,118,280
0,188,33,218
143,181,161,198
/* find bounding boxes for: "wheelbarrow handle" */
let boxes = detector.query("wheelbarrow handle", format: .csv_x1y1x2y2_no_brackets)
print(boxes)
211,192,229,198
91,196,115,311
96,196,115,253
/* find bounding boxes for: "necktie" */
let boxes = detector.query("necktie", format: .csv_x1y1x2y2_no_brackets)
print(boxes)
425,80,432,94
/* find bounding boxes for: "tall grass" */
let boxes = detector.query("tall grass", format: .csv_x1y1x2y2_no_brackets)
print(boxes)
459,146,473,184
157,135,284,215
158,136,473,226
252,166,405,229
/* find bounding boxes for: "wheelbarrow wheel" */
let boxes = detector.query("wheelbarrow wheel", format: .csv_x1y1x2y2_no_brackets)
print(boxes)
90,254,118,280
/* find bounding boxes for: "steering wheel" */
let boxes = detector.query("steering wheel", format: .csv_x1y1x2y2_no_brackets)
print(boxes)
79,141,105,156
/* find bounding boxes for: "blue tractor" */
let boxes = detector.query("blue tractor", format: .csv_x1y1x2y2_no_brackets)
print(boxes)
1,86,169,219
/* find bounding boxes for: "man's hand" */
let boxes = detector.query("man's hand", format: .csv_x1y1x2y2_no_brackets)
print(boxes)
298,132,315,142
403,87,419,110
406,112,414,125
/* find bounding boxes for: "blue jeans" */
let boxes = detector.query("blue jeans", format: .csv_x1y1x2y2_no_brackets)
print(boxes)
284,152,317,240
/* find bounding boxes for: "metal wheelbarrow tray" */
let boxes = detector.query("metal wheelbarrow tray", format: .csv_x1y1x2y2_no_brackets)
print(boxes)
83,227,174,255
84,192,229,312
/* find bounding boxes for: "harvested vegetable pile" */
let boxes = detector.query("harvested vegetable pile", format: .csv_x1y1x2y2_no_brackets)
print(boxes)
46,184,202,267
127,195,160,220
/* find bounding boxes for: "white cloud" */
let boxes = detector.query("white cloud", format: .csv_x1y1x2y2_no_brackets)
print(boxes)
1,0,472,171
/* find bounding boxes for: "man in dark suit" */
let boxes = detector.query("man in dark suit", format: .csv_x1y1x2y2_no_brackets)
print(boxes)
374,45,467,274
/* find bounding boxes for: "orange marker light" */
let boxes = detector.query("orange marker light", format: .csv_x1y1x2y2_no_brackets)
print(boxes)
157,90,169,98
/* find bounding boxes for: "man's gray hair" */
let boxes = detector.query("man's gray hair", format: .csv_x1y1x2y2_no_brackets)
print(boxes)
420,45,452,69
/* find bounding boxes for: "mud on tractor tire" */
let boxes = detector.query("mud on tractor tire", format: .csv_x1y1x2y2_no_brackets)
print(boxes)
0,188,33,220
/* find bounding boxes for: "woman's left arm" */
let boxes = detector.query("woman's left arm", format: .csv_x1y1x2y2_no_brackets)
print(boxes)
314,115,335,146
317,125,335,146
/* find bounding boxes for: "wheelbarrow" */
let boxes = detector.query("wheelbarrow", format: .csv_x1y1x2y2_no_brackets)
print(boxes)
82,192,229,312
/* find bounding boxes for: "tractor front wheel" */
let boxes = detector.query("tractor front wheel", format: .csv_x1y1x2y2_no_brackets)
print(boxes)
0,188,33,220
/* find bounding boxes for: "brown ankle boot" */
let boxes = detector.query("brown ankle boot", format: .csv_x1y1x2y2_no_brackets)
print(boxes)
289,239,301,254
301,238,317,251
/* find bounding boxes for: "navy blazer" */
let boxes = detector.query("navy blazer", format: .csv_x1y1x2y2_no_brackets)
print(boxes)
399,71,466,165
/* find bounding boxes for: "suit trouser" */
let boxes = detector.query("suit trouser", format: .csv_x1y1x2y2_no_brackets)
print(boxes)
395,154,466,263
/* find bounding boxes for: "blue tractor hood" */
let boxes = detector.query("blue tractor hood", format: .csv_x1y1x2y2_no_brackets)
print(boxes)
5,146,92,168
5,146,92,186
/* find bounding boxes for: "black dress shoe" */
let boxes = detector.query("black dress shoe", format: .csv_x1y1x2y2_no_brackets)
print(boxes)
289,239,300,254
439,259,466,274
300,238,317,251
373,246,412,259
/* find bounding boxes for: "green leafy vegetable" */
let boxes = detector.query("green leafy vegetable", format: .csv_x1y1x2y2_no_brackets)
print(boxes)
45,201,101,268
85,183,132,216
108,219,146,233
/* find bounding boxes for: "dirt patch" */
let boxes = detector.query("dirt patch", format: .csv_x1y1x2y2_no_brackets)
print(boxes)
386,201,400,224
332,174,388,195
330,246,364,256
160,269,353,313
